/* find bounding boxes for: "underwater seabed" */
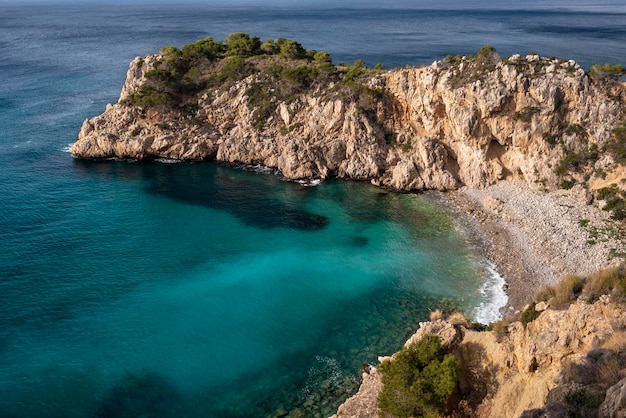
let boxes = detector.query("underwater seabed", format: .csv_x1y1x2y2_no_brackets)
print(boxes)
0,160,506,417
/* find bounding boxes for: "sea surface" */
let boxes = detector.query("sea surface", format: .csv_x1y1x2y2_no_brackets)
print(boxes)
0,2,624,417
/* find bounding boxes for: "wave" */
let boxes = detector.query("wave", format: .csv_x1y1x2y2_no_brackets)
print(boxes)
12,140,32,149
473,260,508,325
296,179,322,187
236,164,282,175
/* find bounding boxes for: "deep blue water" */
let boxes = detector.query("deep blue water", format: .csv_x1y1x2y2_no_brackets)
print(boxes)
1,3,624,417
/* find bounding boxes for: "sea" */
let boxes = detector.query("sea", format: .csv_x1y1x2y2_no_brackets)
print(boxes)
0,1,624,417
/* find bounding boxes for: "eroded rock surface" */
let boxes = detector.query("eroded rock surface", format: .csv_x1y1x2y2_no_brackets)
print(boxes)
71,53,625,193
334,298,626,417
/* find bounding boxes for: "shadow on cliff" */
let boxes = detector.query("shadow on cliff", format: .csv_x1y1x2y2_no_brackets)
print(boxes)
71,159,329,231
520,347,626,418
454,341,499,416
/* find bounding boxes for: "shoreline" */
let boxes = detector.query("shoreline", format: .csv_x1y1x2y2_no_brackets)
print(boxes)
439,180,626,314
334,180,626,418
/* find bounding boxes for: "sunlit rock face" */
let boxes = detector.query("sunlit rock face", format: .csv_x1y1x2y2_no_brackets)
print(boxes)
72,51,624,193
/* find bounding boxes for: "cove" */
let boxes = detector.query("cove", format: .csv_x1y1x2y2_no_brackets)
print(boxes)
1,161,498,417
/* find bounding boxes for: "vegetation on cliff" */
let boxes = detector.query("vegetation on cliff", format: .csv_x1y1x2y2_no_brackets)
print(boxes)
377,335,460,418
73,34,626,200
121,32,384,130
363,265,626,418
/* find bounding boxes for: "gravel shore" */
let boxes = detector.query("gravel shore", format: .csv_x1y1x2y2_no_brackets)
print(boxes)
441,180,626,314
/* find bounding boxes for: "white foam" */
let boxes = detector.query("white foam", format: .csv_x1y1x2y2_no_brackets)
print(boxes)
237,164,281,175
62,143,73,153
473,260,508,325
296,179,321,187
12,140,32,149
154,158,181,164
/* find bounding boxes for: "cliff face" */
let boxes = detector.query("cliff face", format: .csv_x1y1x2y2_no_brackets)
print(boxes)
334,297,626,418
71,51,625,192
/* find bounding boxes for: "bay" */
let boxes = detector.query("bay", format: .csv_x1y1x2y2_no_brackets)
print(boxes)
0,2,624,416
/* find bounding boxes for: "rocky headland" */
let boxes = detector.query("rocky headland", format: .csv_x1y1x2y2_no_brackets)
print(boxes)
71,36,625,195
71,35,626,417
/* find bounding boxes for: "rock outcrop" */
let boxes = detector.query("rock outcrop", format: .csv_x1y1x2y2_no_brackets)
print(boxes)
71,49,625,193
333,296,626,418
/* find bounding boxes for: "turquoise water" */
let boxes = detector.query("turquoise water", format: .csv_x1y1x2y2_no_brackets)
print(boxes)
1,3,624,417
1,161,491,417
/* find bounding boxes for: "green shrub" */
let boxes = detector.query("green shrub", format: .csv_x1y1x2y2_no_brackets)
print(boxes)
521,303,540,329
344,59,366,82
589,63,626,80
145,68,174,82
260,39,280,55
607,122,626,164
279,39,307,59
182,37,225,61
125,85,170,107
280,65,318,88
385,132,397,146
477,45,497,56
564,388,604,417
543,132,561,146
565,123,585,135
377,335,460,418
555,152,583,176
313,51,332,64
477,45,499,65
561,179,575,190
218,56,257,82
596,185,626,221
246,83,274,130
225,32,261,57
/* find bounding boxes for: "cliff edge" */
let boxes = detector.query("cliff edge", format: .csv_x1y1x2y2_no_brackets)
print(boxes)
71,36,626,194
334,279,626,418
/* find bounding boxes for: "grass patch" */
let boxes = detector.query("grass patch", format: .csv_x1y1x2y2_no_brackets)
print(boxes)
552,274,584,307
582,265,626,300
602,331,626,354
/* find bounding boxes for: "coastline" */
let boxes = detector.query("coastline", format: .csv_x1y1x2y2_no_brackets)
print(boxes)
334,180,626,418
440,180,626,313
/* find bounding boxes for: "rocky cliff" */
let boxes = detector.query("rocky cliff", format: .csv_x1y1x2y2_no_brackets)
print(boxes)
334,290,626,418
71,38,626,193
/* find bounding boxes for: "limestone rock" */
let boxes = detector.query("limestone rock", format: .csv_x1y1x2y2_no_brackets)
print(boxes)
404,319,463,351
600,378,626,418
71,52,625,193
330,369,382,418
334,298,626,418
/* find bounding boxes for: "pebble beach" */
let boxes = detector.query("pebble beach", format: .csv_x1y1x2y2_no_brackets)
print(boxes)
443,180,626,313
